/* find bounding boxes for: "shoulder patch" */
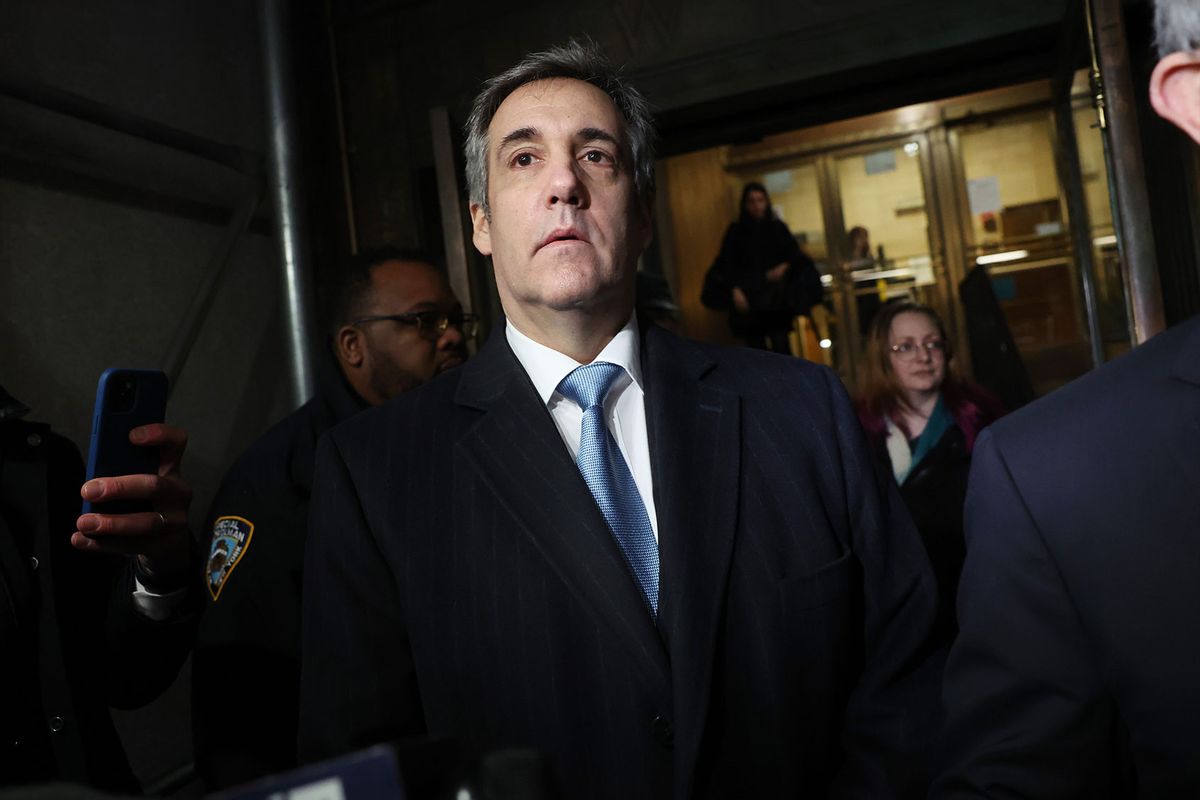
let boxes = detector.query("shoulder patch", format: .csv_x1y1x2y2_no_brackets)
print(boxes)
206,515,255,601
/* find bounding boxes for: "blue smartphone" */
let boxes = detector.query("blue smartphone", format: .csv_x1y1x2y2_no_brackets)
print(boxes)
82,368,168,515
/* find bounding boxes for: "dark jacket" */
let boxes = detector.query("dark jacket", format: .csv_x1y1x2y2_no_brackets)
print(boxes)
857,386,1002,638
873,426,969,638
192,353,366,789
299,322,941,799
934,315,1200,797
0,393,198,793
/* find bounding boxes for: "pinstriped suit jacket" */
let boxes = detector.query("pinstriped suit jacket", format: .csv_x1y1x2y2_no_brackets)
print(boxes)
299,321,940,799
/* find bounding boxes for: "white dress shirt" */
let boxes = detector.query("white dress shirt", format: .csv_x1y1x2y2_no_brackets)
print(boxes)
505,315,660,541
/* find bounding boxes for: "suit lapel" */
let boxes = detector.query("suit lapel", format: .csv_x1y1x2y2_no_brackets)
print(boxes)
454,326,671,690
642,326,741,796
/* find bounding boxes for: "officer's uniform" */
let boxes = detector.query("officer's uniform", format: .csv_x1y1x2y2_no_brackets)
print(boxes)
0,387,198,792
192,353,366,789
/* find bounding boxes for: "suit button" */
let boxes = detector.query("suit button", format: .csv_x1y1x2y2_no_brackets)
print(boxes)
48,716,64,735
26,433,41,448
29,556,38,571
652,715,674,748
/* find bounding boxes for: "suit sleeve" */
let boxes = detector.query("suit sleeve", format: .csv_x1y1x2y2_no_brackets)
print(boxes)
931,428,1108,798
298,432,425,762
825,368,943,799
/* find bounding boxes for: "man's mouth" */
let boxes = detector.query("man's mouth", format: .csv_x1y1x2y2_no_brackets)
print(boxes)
538,227,589,250
438,355,465,373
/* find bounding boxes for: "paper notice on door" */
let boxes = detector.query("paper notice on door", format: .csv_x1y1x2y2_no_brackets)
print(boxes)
967,176,1002,216
763,169,793,194
864,150,897,175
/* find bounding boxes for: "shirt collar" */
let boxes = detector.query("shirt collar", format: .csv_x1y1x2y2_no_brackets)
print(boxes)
505,313,643,407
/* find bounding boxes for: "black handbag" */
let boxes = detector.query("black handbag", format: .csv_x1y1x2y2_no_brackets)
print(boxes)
701,264,732,311
758,254,823,317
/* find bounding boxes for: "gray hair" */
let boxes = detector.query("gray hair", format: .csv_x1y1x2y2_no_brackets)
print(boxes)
463,39,656,217
1155,0,1200,58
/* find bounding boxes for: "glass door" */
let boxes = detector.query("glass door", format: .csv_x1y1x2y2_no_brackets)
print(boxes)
829,138,944,383
951,110,1093,396
729,138,946,386
661,77,1131,400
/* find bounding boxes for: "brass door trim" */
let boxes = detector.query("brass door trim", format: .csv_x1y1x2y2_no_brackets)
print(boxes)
928,125,974,375
727,128,934,174
816,152,857,388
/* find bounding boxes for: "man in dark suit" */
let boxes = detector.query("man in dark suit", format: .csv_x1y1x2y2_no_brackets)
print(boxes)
933,2,1200,794
300,40,940,798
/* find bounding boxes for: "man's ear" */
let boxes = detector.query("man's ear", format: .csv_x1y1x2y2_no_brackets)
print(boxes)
1150,52,1200,146
470,201,492,256
336,325,366,369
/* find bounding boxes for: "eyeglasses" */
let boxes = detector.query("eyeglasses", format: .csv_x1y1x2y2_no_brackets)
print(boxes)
889,340,946,358
351,310,480,340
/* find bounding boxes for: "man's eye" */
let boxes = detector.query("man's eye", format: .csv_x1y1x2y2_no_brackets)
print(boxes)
583,150,611,164
513,153,534,167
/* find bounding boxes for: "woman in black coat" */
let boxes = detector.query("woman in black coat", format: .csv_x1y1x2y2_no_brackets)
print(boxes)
703,182,823,353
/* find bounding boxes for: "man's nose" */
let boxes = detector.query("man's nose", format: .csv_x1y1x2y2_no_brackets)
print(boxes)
437,322,465,350
544,157,586,208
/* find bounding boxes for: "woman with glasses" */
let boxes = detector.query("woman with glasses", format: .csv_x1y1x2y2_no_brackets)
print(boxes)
856,301,1003,636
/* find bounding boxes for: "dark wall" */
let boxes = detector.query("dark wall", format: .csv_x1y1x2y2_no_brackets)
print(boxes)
0,2,293,513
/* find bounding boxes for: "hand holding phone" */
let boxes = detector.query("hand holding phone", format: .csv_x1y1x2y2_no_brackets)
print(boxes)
74,370,193,583
83,369,167,515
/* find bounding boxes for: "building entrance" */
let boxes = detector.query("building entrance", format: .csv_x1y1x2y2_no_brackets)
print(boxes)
660,73,1128,398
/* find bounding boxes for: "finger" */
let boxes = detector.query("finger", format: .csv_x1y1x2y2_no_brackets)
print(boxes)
76,510,175,538
129,423,188,475
71,531,113,554
71,529,187,557
81,473,192,506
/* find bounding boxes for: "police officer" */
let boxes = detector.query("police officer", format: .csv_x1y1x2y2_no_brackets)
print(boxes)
192,247,474,789
0,384,199,793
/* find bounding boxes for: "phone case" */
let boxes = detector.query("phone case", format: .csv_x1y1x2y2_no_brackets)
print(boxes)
82,368,168,515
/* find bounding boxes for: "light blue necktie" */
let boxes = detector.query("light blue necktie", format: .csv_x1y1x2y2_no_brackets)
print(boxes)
557,362,660,616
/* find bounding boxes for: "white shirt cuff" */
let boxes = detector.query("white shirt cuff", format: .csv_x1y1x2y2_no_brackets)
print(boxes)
132,576,190,622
